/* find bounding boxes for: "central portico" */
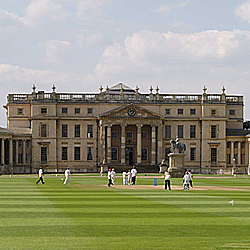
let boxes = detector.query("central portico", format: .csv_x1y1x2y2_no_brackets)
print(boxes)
98,103,164,167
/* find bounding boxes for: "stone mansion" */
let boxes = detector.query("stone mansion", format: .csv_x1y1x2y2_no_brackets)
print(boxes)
0,83,249,174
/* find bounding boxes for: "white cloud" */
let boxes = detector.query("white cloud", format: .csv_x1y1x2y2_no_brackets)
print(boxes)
83,29,250,93
0,0,68,30
156,1,190,13
76,32,103,49
76,0,113,20
0,64,75,86
24,0,69,27
40,40,71,63
235,0,250,23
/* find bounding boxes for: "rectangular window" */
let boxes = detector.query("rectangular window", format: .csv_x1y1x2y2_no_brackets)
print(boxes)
87,125,93,138
227,142,230,148
75,124,80,138
41,147,47,164
62,108,68,114
190,109,196,115
18,140,23,148
87,108,93,114
211,109,216,115
87,147,93,160
211,148,217,164
126,132,133,139
141,131,148,139
75,108,80,114
17,108,23,115
165,125,171,139
26,140,30,148
165,147,171,161
190,125,196,139
241,142,245,149
111,131,118,138
165,109,171,115
141,147,148,161
111,147,118,161
178,125,183,138
13,154,16,164
74,147,80,161
26,153,31,164
18,153,23,163
62,124,68,138
41,108,47,114
41,124,47,137
62,147,68,160
211,125,217,139
178,109,183,115
190,148,196,161
229,110,235,115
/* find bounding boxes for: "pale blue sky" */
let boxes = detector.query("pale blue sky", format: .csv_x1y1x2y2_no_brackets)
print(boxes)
1,0,250,126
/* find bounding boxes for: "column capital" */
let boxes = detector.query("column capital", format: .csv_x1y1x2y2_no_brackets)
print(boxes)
136,124,143,128
121,124,127,127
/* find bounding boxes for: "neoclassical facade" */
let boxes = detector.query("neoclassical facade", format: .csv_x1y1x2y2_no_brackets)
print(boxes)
1,83,250,174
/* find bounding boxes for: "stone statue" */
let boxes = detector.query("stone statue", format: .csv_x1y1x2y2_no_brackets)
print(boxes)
170,137,186,154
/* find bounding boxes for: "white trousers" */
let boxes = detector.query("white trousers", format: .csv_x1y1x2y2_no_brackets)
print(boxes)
64,176,70,185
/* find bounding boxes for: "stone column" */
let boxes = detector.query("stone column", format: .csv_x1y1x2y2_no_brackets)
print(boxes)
231,141,234,164
23,140,26,164
102,125,106,163
1,139,4,165
107,125,112,164
99,123,103,164
151,125,156,164
9,139,13,165
157,125,163,164
136,124,142,164
238,141,241,165
121,124,126,164
16,140,19,164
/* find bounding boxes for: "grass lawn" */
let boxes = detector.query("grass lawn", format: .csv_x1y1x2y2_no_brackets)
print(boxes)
0,174,250,250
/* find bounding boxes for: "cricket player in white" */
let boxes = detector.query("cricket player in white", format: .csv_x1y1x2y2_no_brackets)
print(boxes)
122,170,127,185
183,171,190,190
127,169,131,185
64,167,70,185
131,166,137,185
36,167,45,185
111,168,116,185
188,170,193,188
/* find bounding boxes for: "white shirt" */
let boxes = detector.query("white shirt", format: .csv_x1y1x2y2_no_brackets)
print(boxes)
165,174,171,181
65,169,70,177
38,169,43,177
188,172,193,180
122,171,127,179
183,174,190,184
131,168,137,177
111,170,116,178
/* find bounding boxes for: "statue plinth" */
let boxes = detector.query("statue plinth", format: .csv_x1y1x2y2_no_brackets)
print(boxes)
168,153,186,178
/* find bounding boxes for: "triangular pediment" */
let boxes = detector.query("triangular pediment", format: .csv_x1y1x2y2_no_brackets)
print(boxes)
98,104,163,119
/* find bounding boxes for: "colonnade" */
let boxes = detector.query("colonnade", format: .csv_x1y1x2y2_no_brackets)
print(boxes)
0,138,28,165
99,122,163,165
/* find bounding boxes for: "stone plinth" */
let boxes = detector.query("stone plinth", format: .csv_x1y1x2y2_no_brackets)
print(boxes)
168,153,186,178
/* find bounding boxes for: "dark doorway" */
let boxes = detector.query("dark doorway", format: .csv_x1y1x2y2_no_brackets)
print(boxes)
126,147,133,165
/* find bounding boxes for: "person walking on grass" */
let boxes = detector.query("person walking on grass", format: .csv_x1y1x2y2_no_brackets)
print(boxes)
183,171,190,190
188,170,193,188
64,167,70,185
111,168,116,185
127,169,131,185
164,171,171,190
36,167,45,185
122,170,128,185
107,168,112,187
131,166,137,185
